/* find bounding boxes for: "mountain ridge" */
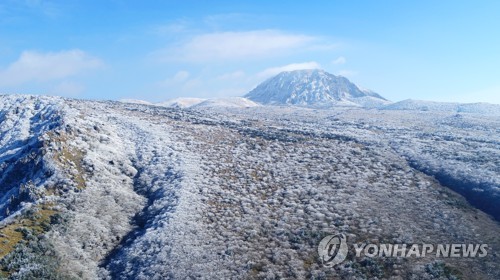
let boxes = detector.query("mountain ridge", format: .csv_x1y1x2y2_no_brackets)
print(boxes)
384,98,500,115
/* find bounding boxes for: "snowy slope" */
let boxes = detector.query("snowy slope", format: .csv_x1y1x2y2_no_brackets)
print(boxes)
119,99,153,105
157,97,206,108
0,95,65,222
384,99,500,115
245,69,391,108
0,95,499,279
191,97,259,108
158,97,259,109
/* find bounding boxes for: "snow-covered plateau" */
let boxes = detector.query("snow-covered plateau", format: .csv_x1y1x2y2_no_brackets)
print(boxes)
0,94,499,279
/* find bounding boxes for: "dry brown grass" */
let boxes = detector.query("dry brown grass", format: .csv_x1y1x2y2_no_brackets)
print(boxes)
0,204,57,260
46,131,87,190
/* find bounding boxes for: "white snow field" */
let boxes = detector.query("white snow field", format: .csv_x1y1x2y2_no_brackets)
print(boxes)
0,94,499,279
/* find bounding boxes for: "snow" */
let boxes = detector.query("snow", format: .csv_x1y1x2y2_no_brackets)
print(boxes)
383,99,500,115
245,69,390,108
119,99,153,106
157,97,206,108
191,97,260,108
0,94,499,279
157,97,259,109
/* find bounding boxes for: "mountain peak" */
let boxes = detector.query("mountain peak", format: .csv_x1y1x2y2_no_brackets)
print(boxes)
245,69,389,108
282,68,325,74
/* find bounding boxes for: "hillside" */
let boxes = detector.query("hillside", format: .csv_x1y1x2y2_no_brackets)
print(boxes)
0,95,498,279
383,99,500,115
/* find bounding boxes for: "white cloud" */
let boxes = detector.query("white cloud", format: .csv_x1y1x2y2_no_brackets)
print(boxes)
0,49,103,86
332,56,346,65
257,61,321,79
157,30,315,62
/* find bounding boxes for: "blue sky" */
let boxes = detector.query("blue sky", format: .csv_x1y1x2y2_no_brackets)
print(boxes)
1,0,499,104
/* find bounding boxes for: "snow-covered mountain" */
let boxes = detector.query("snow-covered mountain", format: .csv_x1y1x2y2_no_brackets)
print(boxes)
153,97,258,109
245,69,391,108
157,97,206,108
191,97,259,108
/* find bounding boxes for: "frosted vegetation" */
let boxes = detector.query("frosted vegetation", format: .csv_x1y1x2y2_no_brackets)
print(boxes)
0,95,498,279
